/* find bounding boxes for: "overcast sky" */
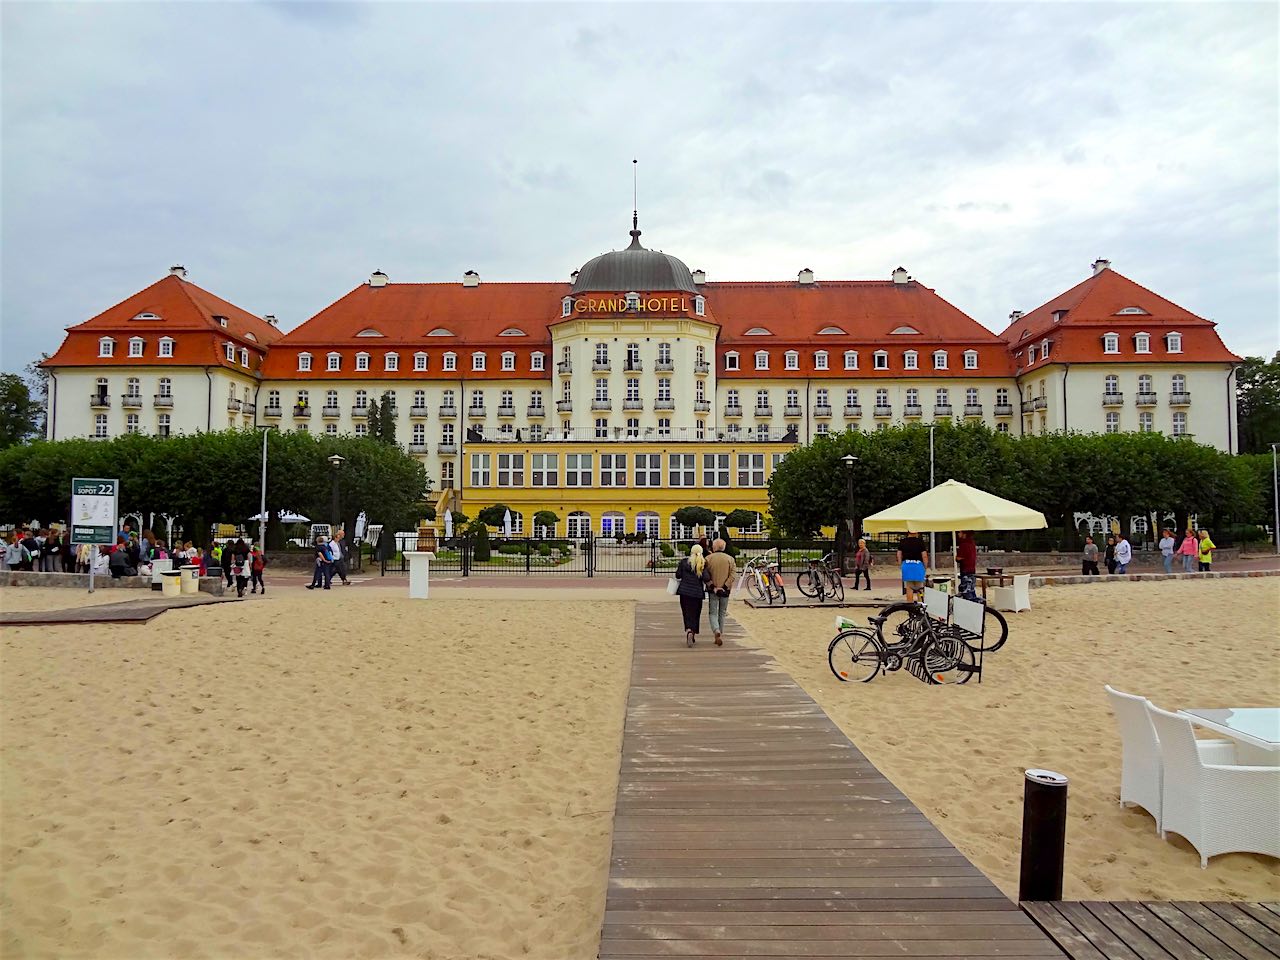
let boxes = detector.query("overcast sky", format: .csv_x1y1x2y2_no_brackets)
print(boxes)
2,1,1277,373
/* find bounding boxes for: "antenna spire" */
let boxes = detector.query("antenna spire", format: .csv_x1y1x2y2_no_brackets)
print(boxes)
632,159,638,231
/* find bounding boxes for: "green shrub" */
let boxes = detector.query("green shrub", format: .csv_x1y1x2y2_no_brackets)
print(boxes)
497,543,525,555
470,522,491,561
558,544,572,557
659,542,675,558
537,543,552,557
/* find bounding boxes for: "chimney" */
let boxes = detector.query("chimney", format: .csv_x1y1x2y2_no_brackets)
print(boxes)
169,264,187,278
462,270,480,288
1009,310,1024,323
263,314,278,327
691,268,706,285
369,270,389,288
1091,258,1111,277
891,266,910,285
797,267,814,285
570,269,579,281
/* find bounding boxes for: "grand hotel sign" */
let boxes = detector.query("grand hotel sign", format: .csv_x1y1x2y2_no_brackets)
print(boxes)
570,293,692,314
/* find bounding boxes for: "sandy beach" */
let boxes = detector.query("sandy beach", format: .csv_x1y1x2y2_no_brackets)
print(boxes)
1,592,632,960
735,577,1280,901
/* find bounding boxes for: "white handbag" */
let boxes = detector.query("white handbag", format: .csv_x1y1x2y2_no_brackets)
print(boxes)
666,577,679,596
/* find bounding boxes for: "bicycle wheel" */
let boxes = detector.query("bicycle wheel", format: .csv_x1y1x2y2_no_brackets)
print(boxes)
746,571,765,601
922,630,978,685
828,629,883,682
828,572,845,602
796,570,819,598
874,601,919,645
771,574,787,605
981,606,1009,652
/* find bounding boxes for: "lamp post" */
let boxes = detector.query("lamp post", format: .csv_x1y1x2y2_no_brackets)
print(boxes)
928,423,936,570
1272,442,1279,555
259,428,269,549
842,453,858,572
328,454,346,531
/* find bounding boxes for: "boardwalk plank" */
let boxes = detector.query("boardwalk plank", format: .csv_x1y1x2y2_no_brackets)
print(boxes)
1170,902,1272,960
1235,904,1280,938
1200,904,1280,956
1108,903,1209,960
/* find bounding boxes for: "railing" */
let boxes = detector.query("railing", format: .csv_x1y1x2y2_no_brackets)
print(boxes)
844,405,861,417
555,399,572,413
351,406,368,418
782,404,801,417
409,405,429,417
1021,400,1037,413
655,360,674,372
873,405,892,417
527,405,545,417
89,393,111,408
437,443,457,455
1169,392,1192,405
623,360,643,372
993,403,1013,416
465,425,796,443
754,405,772,417
1033,397,1047,410
963,404,984,417
242,402,255,415
724,405,742,417
655,398,676,409
263,404,281,417
904,405,923,417
557,360,572,374
121,394,142,409
591,399,612,411
227,398,242,411
408,443,429,454
694,361,710,374
293,405,311,418
592,360,611,372
623,399,643,411
468,406,486,417
934,404,953,416
321,405,341,418
693,400,711,413
1101,393,1124,406
153,394,175,409
498,406,516,418
813,404,832,418
439,405,457,418
1136,392,1158,406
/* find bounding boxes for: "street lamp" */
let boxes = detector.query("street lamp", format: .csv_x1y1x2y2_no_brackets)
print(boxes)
841,454,858,571
328,454,346,531
1271,442,1279,555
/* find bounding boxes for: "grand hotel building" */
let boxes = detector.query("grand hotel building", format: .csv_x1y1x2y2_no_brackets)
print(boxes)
42,223,1241,537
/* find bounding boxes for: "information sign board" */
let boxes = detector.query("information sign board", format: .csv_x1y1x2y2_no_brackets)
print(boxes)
71,477,119,545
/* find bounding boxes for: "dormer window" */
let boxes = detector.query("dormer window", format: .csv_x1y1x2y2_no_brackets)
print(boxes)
754,351,769,370
1134,332,1151,354
99,336,115,358
131,311,161,321
562,297,573,318
1166,332,1183,354
385,352,399,371
963,350,978,370
625,291,641,311
128,337,144,357
744,327,772,336
158,337,174,358
356,328,385,337
694,295,705,316
1052,309,1068,323
890,325,920,335
843,351,858,370
240,347,250,367
327,352,342,371
472,351,486,371
932,350,947,370
531,351,545,371
427,328,455,337
1041,339,1051,359
819,326,846,335
1028,345,1037,363
784,350,799,370
215,316,228,328
244,332,257,342
724,351,740,371
1102,332,1120,354
1116,306,1148,315
224,342,235,362
814,350,828,370
414,352,428,371
356,352,370,371
501,351,515,371
904,350,918,370
873,351,888,370
298,352,312,371
443,352,457,371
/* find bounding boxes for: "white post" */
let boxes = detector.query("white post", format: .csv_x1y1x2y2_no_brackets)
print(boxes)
259,428,269,549
1272,443,1279,555
929,425,936,571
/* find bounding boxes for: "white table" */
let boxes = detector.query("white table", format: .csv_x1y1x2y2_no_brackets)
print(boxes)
403,551,436,600
1179,707,1280,765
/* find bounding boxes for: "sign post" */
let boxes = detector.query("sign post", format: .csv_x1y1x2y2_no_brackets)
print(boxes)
71,477,119,593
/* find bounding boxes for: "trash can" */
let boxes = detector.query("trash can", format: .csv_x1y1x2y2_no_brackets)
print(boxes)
150,558,173,591
161,570,182,598
179,565,200,596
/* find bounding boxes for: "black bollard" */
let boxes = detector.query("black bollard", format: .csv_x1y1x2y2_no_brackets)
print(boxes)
1018,769,1068,902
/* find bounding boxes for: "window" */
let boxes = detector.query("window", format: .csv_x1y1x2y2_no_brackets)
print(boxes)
441,422,454,444
635,453,662,486
128,337,144,357
126,413,139,434
412,423,426,444
565,453,592,486
595,343,608,365
756,389,769,410
414,352,428,371
1105,411,1120,433
696,419,705,440
385,352,399,371
443,352,457,371
1105,375,1119,395
890,325,920,335
561,380,571,402
497,453,524,487
786,388,799,408
594,378,608,402
622,343,640,371
529,424,543,441
1134,333,1151,354
1166,332,1183,353
703,453,729,487
819,326,846,335
97,337,115,358
696,380,706,402
904,351,918,370
601,453,627,486
125,377,140,398
594,418,609,438
875,387,889,407
298,352,312,371
562,297,572,318
1040,340,1051,360
845,388,859,408
755,351,769,370
873,351,888,370
239,347,249,367
1028,346,1037,363
966,387,979,406
530,389,544,410
737,453,765,487
296,390,310,409
625,418,638,438
411,388,426,410
472,352,486,371
996,388,1009,405
470,453,491,487
906,388,919,407
157,414,171,438
815,423,830,435
158,337,174,358
1103,333,1120,354
353,352,368,371
1172,374,1186,393
785,350,799,370
658,378,671,402
936,388,950,407
668,453,695,486
353,389,368,410
1172,412,1187,435
442,388,456,409
843,351,858,370
94,413,109,437
996,422,1009,434
694,295,705,316
657,342,672,365
964,350,978,369
532,453,558,486
531,352,544,371
499,389,514,411
224,342,235,362
470,388,484,410
1138,374,1152,393
657,417,671,437
327,352,342,371
744,327,772,336
932,351,947,370
814,350,828,370
1138,411,1154,432
625,378,640,402
325,388,339,409
441,461,454,484
724,352,739,371
815,387,829,407
501,351,515,371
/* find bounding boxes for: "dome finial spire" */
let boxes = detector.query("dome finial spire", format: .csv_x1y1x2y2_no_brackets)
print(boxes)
628,159,643,249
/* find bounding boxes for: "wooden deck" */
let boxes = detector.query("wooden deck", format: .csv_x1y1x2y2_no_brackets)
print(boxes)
1023,901,1280,959
598,602,1063,958
0,593,233,626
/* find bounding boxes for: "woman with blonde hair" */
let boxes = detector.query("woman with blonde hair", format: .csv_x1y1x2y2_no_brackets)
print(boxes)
674,543,709,647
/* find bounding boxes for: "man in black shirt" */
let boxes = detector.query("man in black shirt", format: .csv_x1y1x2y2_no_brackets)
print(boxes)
896,533,929,601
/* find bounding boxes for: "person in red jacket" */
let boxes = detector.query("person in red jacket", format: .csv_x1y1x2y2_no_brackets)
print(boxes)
956,531,979,600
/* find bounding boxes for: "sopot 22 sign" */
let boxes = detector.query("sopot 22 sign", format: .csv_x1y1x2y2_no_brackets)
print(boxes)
71,477,119,545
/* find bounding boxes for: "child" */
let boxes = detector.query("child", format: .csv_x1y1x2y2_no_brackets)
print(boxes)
250,547,267,594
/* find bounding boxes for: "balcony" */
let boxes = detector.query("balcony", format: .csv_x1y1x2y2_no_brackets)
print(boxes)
293,404,311,418
242,403,256,416
591,399,612,411
623,360,643,373
1136,392,1158,407
1021,400,1037,413
963,404,984,418
409,405,429,418
784,404,803,418
993,404,1014,417
227,398,242,412
121,394,142,409
437,443,457,455
408,443,429,455
321,405,341,418
263,405,281,418
693,400,711,413
844,405,862,418
351,406,369,419
498,406,516,418
694,361,710,375
873,405,892,418
655,360,675,373
592,360,611,372
557,360,573,375
655,398,676,410
439,405,457,418
724,405,743,418
754,405,773,418
556,399,573,413
904,405,923,418
1170,392,1192,406
934,405,953,417
527,405,546,417
813,404,833,418
622,399,643,411
89,393,111,408
1102,392,1124,407
1033,397,1047,410
468,405,486,418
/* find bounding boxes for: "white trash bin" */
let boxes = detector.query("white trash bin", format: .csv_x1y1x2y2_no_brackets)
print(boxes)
179,564,200,596
150,558,174,591
161,570,182,598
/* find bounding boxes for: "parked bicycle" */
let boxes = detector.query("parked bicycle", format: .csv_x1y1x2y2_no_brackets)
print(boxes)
871,594,1008,652
742,551,788,605
827,596,978,684
796,551,844,602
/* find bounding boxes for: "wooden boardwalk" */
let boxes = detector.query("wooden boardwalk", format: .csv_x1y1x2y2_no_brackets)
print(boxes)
1024,901,1280,959
0,593,233,626
599,602,1063,958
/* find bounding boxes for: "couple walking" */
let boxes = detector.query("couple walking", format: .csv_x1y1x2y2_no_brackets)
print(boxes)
672,539,737,648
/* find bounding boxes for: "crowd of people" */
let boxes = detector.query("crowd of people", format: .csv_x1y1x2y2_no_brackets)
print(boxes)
1082,528,1215,576
306,529,351,590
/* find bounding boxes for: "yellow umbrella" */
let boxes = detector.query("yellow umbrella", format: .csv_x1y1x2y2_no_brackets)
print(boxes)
862,479,1047,533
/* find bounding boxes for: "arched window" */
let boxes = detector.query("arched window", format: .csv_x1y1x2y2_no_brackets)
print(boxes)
566,511,591,539
601,511,626,538
635,511,660,537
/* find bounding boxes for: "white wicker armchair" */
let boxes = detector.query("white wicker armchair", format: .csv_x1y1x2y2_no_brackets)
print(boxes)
1146,702,1280,867
1103,685,1235,833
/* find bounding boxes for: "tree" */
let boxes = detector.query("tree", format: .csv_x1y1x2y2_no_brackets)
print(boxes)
366,398,382,441
723,509,758,529
674,506,716,531
469,519,492,561
478,503,511,527
376,391,399,445
23,354,50,438
0,373,40,448
533,509,558,536
1238,353,1280,455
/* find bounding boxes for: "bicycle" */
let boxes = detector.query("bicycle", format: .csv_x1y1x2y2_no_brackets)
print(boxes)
796,552,844,602
742,551,788,605
827,597,977,684
871,594,1008,652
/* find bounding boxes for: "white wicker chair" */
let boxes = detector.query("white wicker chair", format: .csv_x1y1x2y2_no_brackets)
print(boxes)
991,574,1031,612
1146,702,1280,867
1103,685,1235,833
